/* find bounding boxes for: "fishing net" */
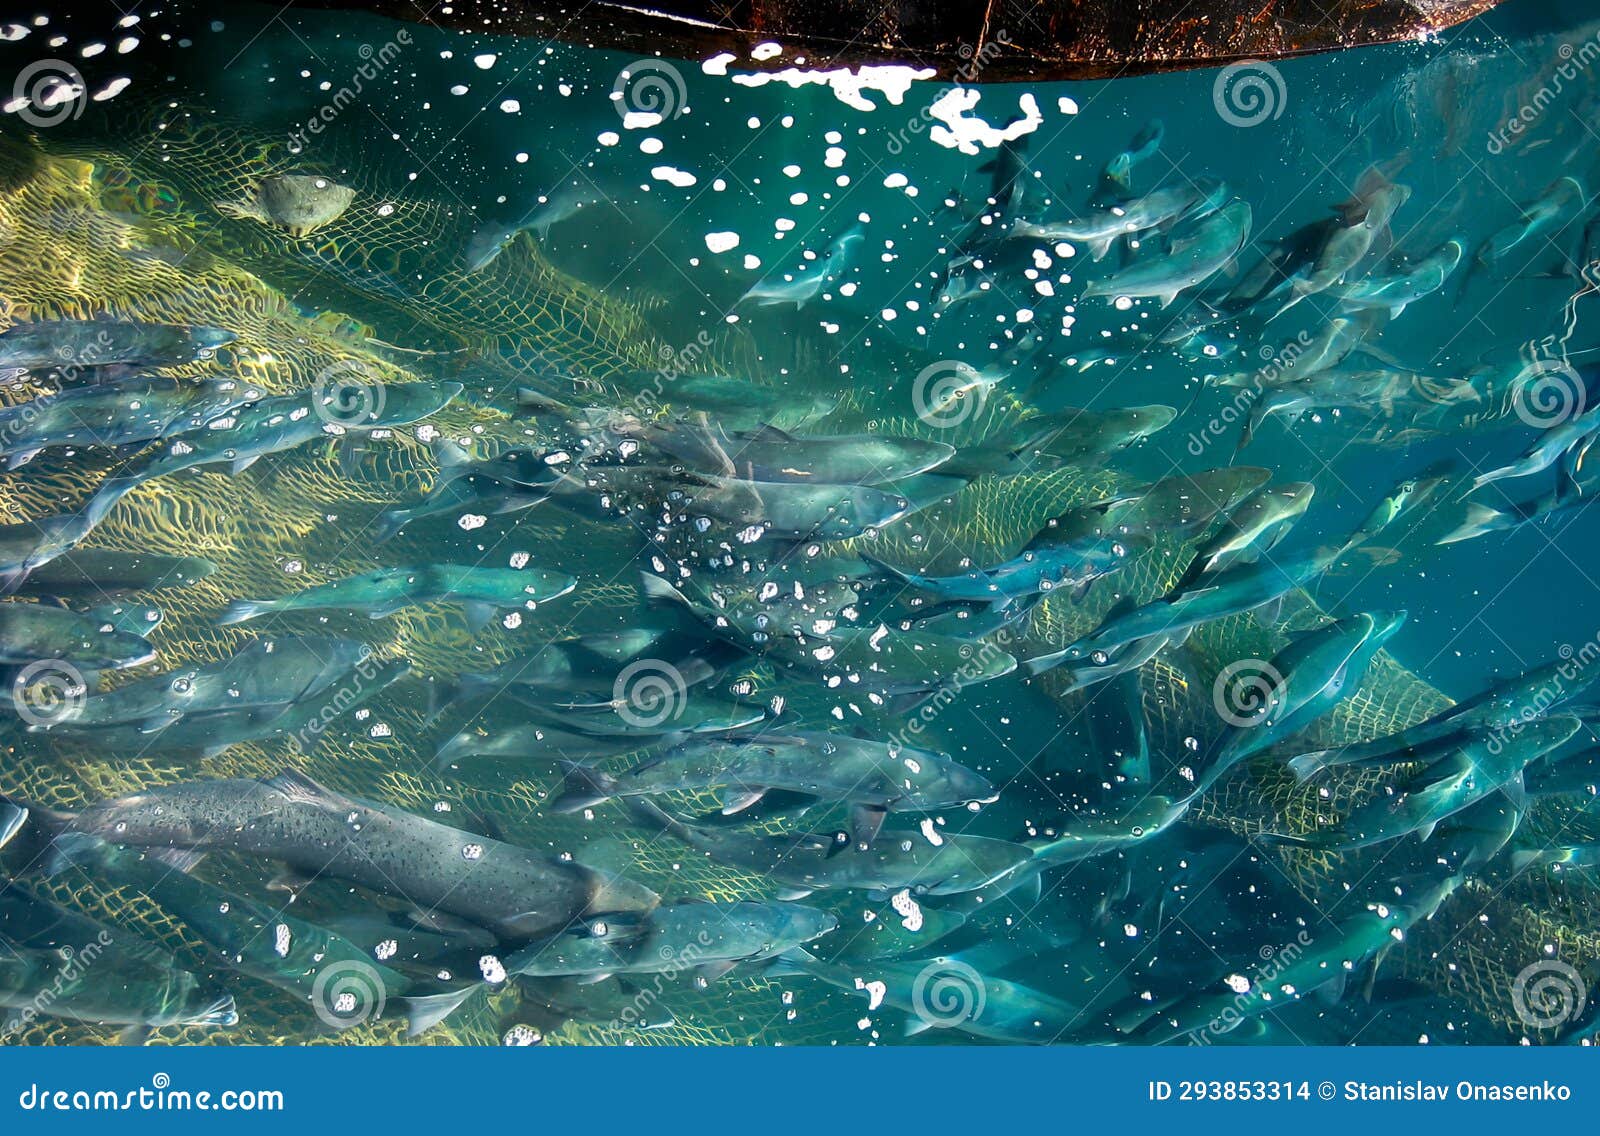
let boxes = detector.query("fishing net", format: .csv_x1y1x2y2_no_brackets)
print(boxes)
0,96,1591,1047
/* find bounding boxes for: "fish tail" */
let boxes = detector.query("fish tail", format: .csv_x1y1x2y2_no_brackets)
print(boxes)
217,599,268,625
199,994,239,1028
1437,503,1506,545
402,985,479,1036
550,760,620,813
372,508,410,544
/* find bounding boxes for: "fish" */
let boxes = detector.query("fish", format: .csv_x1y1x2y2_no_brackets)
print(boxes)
219,564,577,629
1437,473,1597,545
464,182,605,271
1239,367,1478,449
1271,174,1412,315
823,897,970,962
1059,547,1339,664
41,836,473,1036
506,900,837,982
78,382,464,532
560,375,838,433
1202,612,1407,789
1269,715,1582,851
1102,119,1165,192
10,548,217,599
1211,312,1392,388
1119,884,1443,1044
0,891,237,1042
1342,462,1453,550
1288,651,1600,779
626,797,1033,898
0,375,263,468
1106,466,1274,540
1476,177,1587,270
1008,178,1227,261
861,497,1141,603
27,635,372,734
552,730,994,843
768,947,1086,1043
81,602,162,640
15,769,660,941
0,601,155,670
1471,403,1600,489
0,319,235,379
216,173,355,237
1082,201,1253,308
1325,239,1465,318
1028,795,1192,866
658,469,916,541
740,224,864,308
1172,482,1315,588
1512,844,1600,876
623,419,954,485
973,405,1178,467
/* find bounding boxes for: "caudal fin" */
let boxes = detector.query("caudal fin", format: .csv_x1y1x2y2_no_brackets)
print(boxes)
217,599,267,625
1437,503,1506,546
550,761,620,813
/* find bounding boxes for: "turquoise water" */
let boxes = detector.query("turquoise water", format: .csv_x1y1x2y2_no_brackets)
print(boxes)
0,0,1598,1045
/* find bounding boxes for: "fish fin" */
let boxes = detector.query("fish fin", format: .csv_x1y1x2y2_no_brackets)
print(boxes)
1255,595,1284,628
638,572,695,611
849,804,887,848
6,448,41,469
775,886,814,901
904,1017,935,1037
0,801,26,852
1286,750,1333,781
117,1024,154,1047
1315,970,1349,1006
763,947,817,979
1510,850,1542,872
1437,503,1506,545
145,846,206,874
433,438,472,472
463,602,496,633
720,788,767,816
1087,235,1117,262
217,599,265,625
550,761,619,813
264,767,333,805
229,454,260,475
372,509,410,543
402,986,479,1036
267,867,317,897
515,386,568,417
